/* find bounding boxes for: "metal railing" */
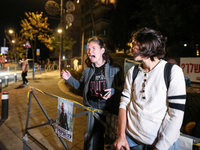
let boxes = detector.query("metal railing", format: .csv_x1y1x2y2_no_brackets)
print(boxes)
23,87,117,150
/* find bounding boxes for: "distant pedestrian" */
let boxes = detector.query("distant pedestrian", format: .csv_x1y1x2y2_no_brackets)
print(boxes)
21,55,29,86
73,58,79,71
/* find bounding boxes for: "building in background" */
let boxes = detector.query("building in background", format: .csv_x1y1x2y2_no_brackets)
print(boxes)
49,0,117,69
80,0,117,68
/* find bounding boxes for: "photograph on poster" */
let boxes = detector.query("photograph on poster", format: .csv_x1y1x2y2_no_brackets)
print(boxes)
55,97,74,142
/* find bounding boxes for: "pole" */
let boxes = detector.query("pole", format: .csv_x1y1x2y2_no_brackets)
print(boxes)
81,32,84,70
81,0,86,70
4,38,6,47
26,48,28,58
59,0,64,75
5,76,9,87
1,92,9,119
14,73,17,83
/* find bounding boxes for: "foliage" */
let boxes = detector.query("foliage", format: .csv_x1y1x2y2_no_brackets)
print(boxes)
183,92,200,126
20,11,52,78
5,30,26,61
49,31,76,52
20,12,51,57
109,0,136,53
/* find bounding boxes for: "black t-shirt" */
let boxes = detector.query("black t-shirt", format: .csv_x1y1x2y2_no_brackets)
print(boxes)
88,65,107,100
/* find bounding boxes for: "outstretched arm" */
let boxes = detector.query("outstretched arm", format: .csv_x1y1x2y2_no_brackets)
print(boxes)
61,70,71,80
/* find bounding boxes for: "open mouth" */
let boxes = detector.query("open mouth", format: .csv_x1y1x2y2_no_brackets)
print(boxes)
89,55,95,59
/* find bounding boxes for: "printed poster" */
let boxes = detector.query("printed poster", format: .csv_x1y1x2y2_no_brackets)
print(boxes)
180,57,200,83
55,97,74,142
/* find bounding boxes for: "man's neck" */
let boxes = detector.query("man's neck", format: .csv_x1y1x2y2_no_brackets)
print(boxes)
142,58,160,72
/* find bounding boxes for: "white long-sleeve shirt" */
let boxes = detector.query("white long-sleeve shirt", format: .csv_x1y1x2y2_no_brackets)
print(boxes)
119,59,186,150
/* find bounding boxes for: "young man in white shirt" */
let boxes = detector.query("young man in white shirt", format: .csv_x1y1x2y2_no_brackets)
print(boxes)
21,55,29,86
114,27,186,150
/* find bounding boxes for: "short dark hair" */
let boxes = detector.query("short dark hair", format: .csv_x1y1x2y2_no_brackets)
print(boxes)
85,36,112,66
131,27,167,61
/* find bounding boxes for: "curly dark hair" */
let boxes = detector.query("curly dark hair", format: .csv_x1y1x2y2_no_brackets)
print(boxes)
85,36,112,66
131,27,167,61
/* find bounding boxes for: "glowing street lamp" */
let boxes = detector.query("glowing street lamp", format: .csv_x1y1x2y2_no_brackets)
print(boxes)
8,29,17,63
58,29,63,73
9,30,13,34
58,29,62,33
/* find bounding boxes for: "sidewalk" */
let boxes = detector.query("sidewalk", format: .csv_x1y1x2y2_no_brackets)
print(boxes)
0,70,87,150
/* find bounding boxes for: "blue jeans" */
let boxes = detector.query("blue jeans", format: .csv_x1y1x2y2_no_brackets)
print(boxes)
126,134,180,150
88,100,108,150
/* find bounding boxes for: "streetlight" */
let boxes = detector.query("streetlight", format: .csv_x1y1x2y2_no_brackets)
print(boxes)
58,29,62,33
8,30,16,63
58,29,63,73
9,30,13,34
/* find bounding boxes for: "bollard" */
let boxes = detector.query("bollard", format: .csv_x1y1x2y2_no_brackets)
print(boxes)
40,65,41,75
5,76,9,87
7,66,9,72
33,66,35,77
14,73,17,83
1,92,9,119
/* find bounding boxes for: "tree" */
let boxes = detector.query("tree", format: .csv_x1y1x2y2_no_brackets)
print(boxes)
20,11,52,79
5,30,26,62
150,0,200,57
49,31,76,52
109,0,136,54
111,0,200,57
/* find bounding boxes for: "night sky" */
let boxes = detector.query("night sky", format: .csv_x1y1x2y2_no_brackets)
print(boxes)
0,0,60,47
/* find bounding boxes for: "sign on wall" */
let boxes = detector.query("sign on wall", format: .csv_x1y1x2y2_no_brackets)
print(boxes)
180,57,200,83
0,47,8,54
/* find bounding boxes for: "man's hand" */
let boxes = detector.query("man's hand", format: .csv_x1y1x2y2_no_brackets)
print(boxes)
61,70,71,80
114,136,130,150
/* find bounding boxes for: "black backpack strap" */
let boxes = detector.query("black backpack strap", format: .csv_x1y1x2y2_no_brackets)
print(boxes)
164,62,174,90
132,65,139,84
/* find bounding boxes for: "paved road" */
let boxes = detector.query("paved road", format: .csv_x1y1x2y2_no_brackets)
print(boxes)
0,63,47,86
0,70,86,150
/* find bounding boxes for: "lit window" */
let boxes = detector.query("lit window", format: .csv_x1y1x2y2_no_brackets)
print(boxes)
197,50,199,56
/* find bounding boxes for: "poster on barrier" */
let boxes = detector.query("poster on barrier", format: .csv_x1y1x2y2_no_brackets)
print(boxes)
55,97,74,142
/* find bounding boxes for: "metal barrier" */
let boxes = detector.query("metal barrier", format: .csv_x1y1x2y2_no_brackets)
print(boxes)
24,87,117,150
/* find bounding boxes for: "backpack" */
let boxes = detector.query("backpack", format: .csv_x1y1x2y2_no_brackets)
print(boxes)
132,62,174,90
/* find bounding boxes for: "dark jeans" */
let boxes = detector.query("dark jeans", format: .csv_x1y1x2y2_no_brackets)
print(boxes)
88,100,108,150
21,71,28,84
